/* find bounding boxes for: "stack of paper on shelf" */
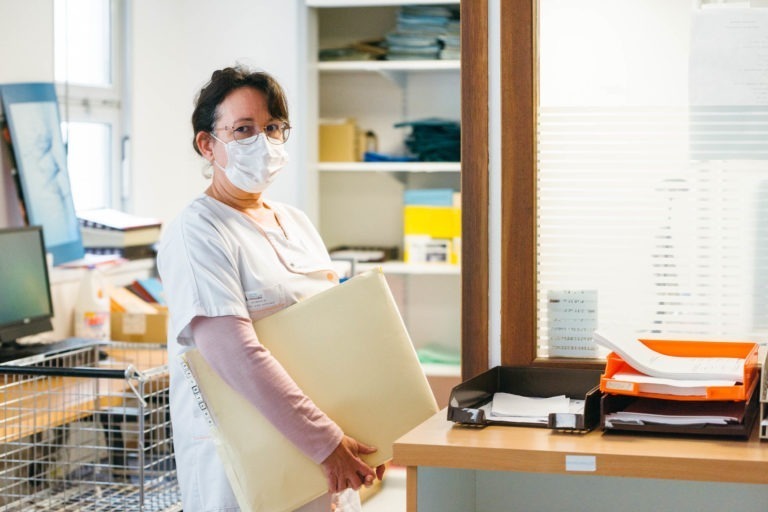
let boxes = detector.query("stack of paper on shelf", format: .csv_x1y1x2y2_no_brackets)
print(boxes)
594,331,760,437
78,208,161,259
180,269,439,512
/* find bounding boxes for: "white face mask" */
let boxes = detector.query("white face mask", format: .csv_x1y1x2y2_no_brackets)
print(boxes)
212,133,289,193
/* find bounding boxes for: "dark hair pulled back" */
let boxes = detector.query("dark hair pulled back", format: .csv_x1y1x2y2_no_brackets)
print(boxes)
191,66,289,155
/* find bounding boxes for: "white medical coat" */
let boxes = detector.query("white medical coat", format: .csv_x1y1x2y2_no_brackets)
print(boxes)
158,194,356,512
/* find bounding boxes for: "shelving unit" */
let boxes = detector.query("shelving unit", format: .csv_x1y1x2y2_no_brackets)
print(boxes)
318,161,460,173
305,0,462,405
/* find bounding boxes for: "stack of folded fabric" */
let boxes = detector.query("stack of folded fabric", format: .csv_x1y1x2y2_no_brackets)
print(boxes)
394,118,460,162
385,5,458,60
439,19,461,60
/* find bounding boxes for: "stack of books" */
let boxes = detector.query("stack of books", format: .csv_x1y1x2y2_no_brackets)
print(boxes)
594,331,760,438
77,208,161,260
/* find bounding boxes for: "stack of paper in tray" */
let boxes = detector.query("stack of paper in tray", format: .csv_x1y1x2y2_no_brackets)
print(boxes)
593,331,760,435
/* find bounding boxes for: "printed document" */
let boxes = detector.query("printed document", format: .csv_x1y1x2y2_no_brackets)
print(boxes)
609,369,735,397
593,331,745,382
482,393,583,425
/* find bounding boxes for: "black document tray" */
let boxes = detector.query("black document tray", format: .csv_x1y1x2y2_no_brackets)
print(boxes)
447,366,603,432
600,378,760,440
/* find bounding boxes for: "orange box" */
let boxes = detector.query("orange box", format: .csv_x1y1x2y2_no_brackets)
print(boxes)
600,339,759,401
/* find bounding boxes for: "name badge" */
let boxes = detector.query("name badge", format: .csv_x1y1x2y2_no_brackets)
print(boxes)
245,284,285,311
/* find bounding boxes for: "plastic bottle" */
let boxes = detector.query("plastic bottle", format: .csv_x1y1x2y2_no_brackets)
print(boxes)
74,266,111,340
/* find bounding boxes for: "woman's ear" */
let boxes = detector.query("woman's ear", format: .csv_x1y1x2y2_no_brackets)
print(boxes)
196,131,215,162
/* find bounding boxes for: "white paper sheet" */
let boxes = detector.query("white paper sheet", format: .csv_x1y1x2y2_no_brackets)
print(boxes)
482,394,584,425
604,412,733,426
593,331,745,382
690,9,768,106
609,370,735,397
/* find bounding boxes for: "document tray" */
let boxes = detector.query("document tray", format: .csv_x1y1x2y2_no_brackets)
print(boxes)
447,366,603,432
600,379,759,440
600,339,759,401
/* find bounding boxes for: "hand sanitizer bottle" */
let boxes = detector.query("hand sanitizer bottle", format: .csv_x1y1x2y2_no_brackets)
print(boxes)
74,266,111,340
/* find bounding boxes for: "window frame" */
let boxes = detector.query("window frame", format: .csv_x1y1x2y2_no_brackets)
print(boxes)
462,0,603,377
464,1,765,373
54,0,126,211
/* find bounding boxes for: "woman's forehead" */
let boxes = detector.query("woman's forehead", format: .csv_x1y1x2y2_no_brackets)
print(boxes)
218,87,269,121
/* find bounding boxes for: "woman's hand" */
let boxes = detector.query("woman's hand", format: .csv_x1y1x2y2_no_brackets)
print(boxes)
320,435,379,493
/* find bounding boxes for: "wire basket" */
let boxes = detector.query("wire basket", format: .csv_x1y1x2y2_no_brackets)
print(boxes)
0,341,180,511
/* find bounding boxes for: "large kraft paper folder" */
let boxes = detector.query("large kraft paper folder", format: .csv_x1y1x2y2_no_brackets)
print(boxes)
180,269,439,512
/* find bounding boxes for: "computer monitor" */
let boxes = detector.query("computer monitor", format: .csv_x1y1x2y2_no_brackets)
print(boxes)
0,225,54,347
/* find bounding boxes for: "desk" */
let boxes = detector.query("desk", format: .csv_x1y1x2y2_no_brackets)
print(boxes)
394,409,768,512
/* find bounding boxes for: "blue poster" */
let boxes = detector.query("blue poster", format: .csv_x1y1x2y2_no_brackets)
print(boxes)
0,83,84,265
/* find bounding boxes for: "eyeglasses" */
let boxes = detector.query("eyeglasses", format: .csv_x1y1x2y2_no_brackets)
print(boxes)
212,120,291,145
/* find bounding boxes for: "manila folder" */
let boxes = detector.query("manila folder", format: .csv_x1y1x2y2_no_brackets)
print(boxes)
180,269,439,512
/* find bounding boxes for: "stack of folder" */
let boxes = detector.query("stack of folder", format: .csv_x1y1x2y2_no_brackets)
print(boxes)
180,270,438,511
595,333,760,438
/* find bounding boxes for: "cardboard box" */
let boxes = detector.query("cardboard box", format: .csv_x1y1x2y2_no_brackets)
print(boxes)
111,306,168,343
319,118,360,162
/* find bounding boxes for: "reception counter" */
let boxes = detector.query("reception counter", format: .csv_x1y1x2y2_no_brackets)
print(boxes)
393,409,768,512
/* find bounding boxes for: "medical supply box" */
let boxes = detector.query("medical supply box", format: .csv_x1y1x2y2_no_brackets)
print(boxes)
319,118,362,162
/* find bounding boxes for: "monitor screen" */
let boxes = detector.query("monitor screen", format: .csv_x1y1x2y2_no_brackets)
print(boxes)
0,225,54,344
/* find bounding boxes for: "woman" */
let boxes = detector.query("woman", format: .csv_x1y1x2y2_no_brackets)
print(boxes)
158,66,384,512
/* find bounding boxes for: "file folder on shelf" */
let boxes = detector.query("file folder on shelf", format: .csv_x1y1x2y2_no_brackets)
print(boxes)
180,269,439,512
447,366,604,432
600,339,759,401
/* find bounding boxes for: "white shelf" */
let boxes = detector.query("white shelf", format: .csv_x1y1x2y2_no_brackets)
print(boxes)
318,161,460,173
358,261,460,276
421,362,461,378
308,0,458,7
318,60,460,73
50,257,155,285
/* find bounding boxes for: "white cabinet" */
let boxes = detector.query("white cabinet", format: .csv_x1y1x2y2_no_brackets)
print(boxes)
305,1,462,403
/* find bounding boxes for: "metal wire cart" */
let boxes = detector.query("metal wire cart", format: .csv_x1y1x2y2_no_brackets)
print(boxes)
0,341,180,511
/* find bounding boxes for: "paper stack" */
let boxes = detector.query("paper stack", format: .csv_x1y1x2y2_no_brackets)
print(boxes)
594,331,760,437
78,208,161,260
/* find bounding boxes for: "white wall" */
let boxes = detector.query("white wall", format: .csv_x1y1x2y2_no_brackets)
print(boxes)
0,1,54,83
0,0,55,227
128,1,309,224
0,1,308,226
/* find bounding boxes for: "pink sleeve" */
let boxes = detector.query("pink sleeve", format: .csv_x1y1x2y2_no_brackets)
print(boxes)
190,315,343,464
